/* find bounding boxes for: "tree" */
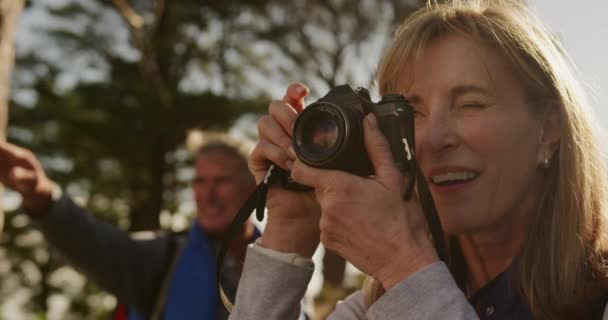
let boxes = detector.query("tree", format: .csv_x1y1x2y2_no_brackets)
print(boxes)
11,0,267,232
0,0,26,234
5,1,266,317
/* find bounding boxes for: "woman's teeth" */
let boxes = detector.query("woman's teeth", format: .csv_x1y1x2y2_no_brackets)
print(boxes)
431,171,478,185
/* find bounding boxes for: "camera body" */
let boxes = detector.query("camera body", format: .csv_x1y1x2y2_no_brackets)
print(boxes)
292,84,415,177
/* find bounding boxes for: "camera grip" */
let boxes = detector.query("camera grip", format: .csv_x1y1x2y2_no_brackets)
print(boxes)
374,108,412,174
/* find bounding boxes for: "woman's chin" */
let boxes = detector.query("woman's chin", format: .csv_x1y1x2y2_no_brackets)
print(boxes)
440,218,479,236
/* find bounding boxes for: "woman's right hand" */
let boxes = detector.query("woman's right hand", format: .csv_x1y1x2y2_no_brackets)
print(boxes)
249,83,321,258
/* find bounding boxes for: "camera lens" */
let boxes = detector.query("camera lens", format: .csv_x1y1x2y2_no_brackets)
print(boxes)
303,116,339,153
293,102,346,165
293,101,363,169
295,104,343,162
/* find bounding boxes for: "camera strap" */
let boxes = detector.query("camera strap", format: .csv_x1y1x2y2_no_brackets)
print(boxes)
412,161,446,263
216,163,446,312
216,164,290,312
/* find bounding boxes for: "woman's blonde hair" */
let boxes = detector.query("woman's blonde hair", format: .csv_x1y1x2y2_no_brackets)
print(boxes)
368,0,608,318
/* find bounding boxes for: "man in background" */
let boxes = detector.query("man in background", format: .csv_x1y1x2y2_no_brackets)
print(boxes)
0,134,257,320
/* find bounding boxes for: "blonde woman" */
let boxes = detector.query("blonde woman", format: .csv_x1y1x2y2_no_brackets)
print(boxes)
232,0,608,319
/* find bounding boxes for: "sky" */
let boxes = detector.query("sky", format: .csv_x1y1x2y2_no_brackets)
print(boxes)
527,0,608,132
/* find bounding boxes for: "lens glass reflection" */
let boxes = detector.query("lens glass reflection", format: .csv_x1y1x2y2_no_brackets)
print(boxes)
305,117,338,152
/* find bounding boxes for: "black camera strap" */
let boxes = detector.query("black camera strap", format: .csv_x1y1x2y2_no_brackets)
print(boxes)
216,163,446,312
413,162,446,263
216,164,288,311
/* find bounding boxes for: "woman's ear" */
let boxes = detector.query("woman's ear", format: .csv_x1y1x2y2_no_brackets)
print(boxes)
537,108,561,165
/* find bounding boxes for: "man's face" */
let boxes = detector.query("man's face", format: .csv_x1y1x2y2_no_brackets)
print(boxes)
192,151,254,234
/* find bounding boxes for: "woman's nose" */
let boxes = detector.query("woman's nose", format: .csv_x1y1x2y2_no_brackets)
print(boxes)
416,109,458,156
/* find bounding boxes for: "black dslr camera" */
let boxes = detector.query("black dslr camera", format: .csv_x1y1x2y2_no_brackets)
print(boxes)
292,84,415,177
217,86,444,312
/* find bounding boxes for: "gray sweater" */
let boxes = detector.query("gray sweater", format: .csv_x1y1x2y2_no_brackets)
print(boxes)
229,244,608,319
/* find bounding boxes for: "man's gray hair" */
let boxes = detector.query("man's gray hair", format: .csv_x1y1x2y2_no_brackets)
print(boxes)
186,130,254,174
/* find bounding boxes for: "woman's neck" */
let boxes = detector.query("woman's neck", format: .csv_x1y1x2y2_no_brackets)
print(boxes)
457,215,529,294
457,172,545,294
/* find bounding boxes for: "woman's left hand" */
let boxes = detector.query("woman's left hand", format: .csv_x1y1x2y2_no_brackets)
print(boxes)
290,114,439,290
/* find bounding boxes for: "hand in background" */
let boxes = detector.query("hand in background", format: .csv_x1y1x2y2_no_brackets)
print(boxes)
0,142,55,215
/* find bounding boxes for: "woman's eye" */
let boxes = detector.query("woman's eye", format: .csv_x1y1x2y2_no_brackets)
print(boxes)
459,103,486,110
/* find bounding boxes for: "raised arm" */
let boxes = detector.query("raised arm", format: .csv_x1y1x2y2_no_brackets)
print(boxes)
0,141,171,314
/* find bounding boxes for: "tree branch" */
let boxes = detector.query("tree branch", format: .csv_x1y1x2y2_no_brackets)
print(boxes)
111,0,143,29
111,0,173,107
151,0,167,37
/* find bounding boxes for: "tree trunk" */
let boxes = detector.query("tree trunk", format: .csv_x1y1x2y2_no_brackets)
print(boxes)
128,142,165,231
0,0,25,235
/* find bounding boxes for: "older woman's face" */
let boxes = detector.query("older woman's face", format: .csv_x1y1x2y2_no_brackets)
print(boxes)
401,33,548,235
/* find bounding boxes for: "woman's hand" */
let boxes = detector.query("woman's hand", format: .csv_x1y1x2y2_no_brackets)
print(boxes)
291,114,439,289
250,83,321,258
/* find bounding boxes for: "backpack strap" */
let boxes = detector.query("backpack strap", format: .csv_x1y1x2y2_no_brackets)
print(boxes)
149,232,187,320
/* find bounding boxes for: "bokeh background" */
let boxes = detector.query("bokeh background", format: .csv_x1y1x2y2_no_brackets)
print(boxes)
0,0,605,319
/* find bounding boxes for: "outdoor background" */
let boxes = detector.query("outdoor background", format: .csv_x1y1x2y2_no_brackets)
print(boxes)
0,0,605,319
